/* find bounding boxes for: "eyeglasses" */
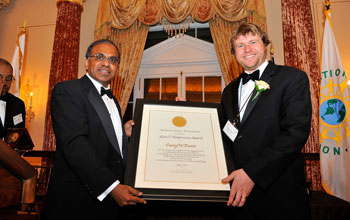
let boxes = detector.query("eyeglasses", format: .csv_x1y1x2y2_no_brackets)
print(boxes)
0,74,14,82
89,53,119,65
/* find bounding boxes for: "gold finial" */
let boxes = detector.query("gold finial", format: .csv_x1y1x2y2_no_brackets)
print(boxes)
22,19,27,32
270,43,275,63
270,43,274,55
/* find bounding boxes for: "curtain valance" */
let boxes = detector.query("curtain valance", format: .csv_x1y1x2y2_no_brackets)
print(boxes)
96,0,257,32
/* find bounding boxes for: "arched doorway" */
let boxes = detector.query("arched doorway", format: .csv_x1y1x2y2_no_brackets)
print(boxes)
134,34,223,107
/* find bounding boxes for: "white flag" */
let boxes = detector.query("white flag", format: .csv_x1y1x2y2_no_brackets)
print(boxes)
319,8,350,202
10,28,26,97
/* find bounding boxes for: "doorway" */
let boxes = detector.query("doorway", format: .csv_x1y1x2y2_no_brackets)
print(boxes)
134,34,223,105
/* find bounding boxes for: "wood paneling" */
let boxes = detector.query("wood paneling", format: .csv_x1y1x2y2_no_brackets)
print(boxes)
0,140,37,208
0,166,21,208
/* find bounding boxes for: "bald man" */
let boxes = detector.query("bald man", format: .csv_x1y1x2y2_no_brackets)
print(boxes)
0,58,25,139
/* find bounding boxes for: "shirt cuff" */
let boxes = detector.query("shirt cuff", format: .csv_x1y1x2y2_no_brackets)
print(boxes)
97,180,120,201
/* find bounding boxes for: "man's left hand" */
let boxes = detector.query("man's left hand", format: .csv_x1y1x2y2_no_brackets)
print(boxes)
222,168,255,207
124,120,135,137
110,184,146,206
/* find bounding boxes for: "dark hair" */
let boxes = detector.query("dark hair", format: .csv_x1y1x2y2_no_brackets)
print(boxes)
0,58,13,73
85,39,121,64
230,23,270,55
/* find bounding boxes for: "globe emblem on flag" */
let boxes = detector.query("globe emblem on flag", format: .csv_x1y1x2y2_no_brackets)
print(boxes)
320,99,346,125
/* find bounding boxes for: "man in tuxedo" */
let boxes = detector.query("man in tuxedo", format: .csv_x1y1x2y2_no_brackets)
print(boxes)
0,58,25,139
220,23,312,219
45,39,146,220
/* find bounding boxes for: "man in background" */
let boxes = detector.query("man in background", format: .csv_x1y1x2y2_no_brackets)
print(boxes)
45,39,145,220
0,58,25,140
221,23,312,219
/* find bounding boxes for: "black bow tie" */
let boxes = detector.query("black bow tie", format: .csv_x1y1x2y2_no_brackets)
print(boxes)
241,70,260,85
101,87,113,99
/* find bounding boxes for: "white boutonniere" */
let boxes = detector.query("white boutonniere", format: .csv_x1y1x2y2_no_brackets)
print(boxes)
253,80,270,100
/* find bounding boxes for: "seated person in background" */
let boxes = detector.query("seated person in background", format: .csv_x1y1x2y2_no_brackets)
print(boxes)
0,58,26,139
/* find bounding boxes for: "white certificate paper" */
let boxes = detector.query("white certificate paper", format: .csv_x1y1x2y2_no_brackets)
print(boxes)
135,104,230,191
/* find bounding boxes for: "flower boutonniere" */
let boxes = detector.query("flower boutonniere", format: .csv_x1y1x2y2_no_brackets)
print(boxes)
253,80,270,100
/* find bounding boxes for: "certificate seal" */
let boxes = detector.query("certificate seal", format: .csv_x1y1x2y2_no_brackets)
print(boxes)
172,116,186,127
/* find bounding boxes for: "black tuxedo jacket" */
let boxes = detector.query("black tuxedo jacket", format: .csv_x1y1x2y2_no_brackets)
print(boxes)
1,93,25,137
45,75,128,220
220,62,312,219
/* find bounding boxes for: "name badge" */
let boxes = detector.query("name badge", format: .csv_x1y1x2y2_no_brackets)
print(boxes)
223,120,238,142
13,113,23,125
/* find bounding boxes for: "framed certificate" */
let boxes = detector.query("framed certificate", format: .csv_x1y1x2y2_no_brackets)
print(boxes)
125,99,234,202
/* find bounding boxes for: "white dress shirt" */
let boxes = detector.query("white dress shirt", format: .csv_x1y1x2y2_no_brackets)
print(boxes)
86,73,123,201
238,60,268,120
0,100,6,127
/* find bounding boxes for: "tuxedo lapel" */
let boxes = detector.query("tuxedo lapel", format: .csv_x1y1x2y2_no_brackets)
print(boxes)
113,96,129,163
4,94,13,128
223,78,241,126
81,76,122,156
0,97,8,138
241,62,275,125
0,118,4,139
231,79,241,123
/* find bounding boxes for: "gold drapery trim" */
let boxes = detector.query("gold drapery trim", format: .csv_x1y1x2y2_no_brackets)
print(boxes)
106,0,249,29
109,23,149,112
192,0,215,22
210,0,247,22
95,0,265,39
94,0,112,39
155,0,196,24
138,0,162,25
110,0,147,29
210,17,243,84
209,0,266,85
95,0,266,114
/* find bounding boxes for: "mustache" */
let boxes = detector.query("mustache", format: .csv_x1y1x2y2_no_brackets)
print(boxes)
1,84,8,96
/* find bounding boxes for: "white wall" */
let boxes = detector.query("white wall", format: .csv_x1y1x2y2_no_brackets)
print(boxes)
0,0,100,149
0,0,57,149
264,0,284,65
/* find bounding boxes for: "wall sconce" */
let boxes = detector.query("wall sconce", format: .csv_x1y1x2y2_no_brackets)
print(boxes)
21,81,35,129
26,92,35,126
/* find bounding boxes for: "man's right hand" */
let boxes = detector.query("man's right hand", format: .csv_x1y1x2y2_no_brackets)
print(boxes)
222,168,255,207
110,184,146,206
